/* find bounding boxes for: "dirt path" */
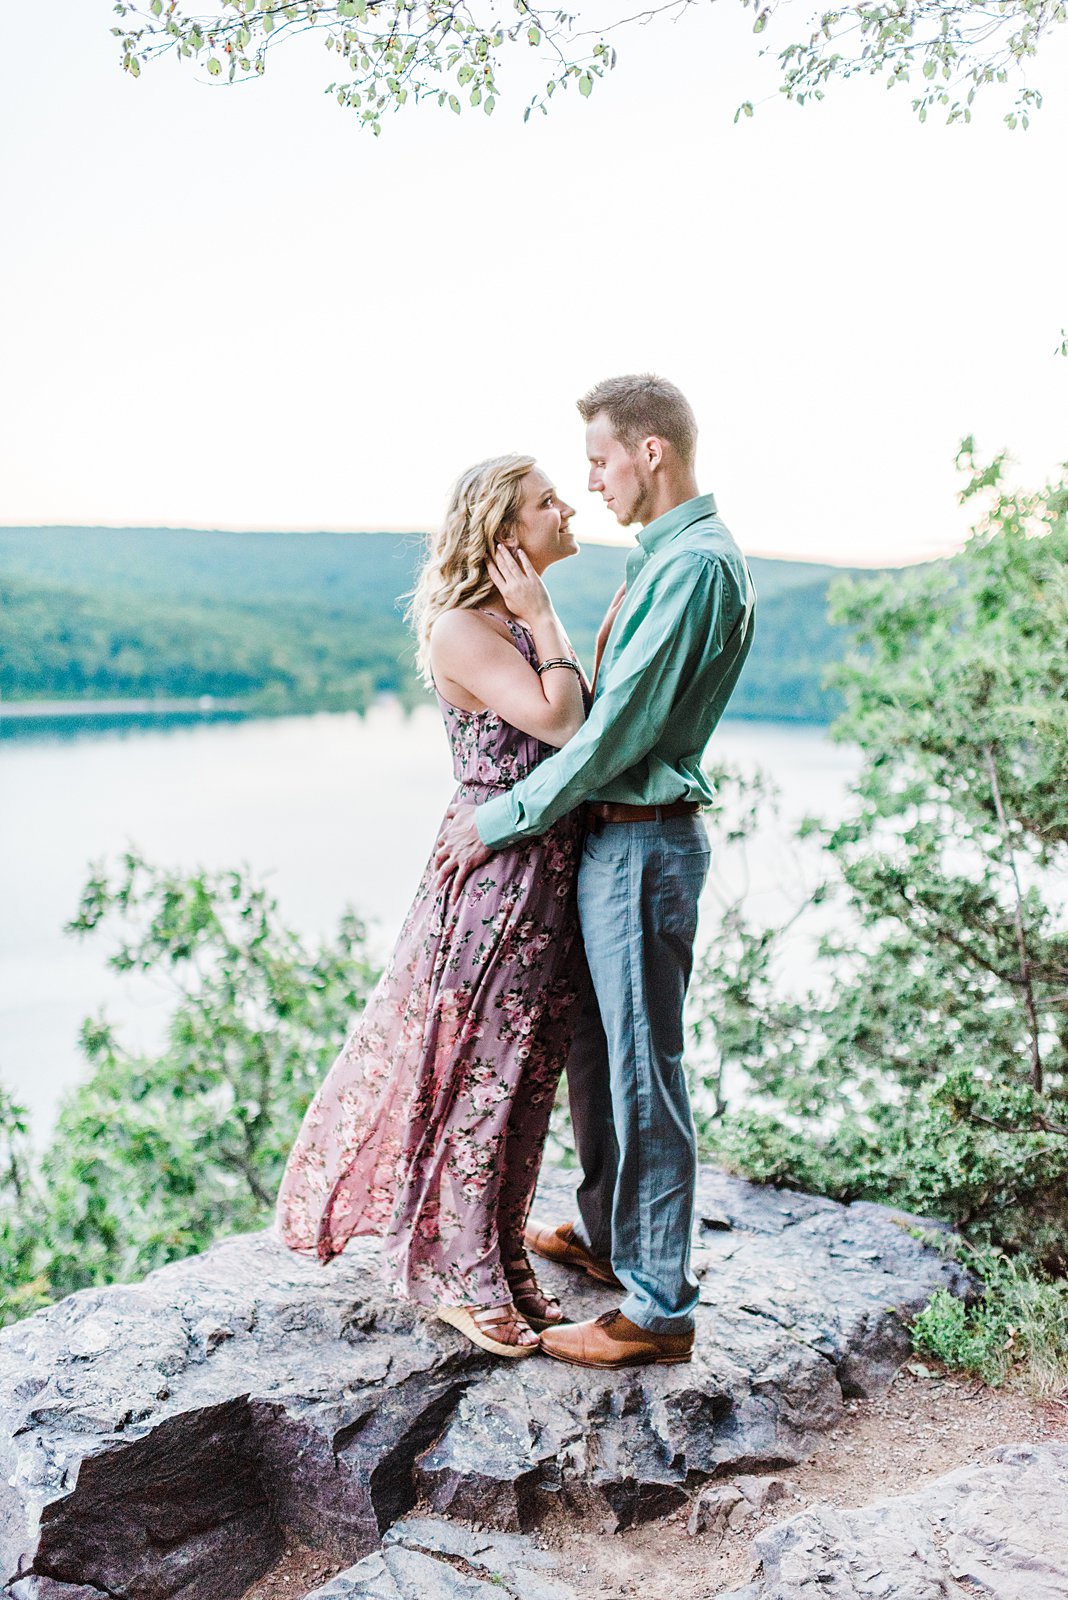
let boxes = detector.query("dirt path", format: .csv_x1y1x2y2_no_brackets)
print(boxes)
244,1366,1067,1600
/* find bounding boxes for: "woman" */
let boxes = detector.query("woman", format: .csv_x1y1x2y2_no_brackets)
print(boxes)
275,454,590,1358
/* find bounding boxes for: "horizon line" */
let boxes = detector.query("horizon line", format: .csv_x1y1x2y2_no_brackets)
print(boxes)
0,522,957,570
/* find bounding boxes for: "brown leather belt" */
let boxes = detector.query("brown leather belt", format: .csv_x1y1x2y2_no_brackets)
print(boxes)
586,799,701,828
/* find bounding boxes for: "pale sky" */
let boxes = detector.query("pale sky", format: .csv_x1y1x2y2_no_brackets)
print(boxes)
2,2,1066,563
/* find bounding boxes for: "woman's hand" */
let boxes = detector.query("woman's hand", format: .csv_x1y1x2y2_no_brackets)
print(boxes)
487,544,554,626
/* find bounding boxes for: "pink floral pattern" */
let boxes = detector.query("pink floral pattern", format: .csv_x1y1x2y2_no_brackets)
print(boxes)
274,619,586,1309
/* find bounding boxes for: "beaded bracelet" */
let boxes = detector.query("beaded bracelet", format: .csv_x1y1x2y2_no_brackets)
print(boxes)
536,657,582,677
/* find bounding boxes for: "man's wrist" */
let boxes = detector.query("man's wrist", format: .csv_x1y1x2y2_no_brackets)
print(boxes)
476,793,514,850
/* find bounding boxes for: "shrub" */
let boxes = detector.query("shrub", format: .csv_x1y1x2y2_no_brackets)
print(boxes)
1,854,379,1320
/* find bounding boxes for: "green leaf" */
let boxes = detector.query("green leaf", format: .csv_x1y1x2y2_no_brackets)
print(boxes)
578,72,593,96
206,56,222,76
527,25,540,44
448,92,460,113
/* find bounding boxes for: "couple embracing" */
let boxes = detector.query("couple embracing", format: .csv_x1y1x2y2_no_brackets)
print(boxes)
275,374,756,1369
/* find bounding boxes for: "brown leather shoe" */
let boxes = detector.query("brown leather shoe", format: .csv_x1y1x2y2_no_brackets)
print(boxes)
539,1309,694,1368
523,1219,623,1290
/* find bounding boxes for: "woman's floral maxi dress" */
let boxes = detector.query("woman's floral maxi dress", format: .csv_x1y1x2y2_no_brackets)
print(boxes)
274,617,586,1309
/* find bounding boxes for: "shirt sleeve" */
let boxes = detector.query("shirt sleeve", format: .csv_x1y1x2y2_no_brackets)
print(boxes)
476,553,732,849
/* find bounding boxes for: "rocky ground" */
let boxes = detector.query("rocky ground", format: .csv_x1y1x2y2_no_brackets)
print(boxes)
242,1367,1067,1599
0,1163,1032,1600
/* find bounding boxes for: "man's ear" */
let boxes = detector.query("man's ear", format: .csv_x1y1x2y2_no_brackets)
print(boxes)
641,436,664,472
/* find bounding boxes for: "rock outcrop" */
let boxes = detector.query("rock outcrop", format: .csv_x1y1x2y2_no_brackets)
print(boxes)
304,1517,578,1599
0,1165,968,1599
719,1443,1068,1600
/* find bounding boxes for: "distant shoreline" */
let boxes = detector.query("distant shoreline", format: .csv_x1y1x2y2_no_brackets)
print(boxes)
0,696,245,720
0,695,832,728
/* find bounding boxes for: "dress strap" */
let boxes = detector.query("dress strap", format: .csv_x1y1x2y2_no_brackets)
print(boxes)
473,608,532,635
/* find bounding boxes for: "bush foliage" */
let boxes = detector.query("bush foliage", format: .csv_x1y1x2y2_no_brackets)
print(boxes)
910,1241,1068,1396
0,855,378,1322
687,447,1068,1385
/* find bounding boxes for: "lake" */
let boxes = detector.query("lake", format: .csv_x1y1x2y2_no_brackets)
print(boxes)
0,708,860,1141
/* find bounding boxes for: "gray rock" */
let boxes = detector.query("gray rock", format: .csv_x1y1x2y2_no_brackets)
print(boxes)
723,1442,1068,1600
305,1546,499,1600
732,1475,791,1514
688,1483,746,1537
0,1165,967,1599
687,1473,790,1535
303,1517,577,1599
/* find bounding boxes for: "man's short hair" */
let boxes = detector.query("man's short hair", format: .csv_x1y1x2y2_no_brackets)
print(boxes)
577,374,697,466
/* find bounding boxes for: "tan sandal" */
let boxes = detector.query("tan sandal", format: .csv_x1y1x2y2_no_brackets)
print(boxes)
436,1300,540,1358
505,1251,567,1332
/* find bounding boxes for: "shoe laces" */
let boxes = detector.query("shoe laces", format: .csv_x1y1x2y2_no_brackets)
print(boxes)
594,1310,623,1328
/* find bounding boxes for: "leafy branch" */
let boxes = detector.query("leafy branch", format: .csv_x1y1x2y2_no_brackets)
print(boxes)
112,0,615,133
111,0,1067,129
752,0,1065,127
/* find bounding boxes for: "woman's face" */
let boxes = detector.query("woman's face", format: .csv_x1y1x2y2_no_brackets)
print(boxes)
506,467,578,575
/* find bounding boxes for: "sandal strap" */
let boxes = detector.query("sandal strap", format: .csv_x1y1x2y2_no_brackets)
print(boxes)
505,1251,550,1287
506,1261,541,1290
504,1256,562,1317
470,1303,537,1339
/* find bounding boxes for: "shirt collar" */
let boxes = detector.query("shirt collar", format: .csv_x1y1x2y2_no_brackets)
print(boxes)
636,492,718,558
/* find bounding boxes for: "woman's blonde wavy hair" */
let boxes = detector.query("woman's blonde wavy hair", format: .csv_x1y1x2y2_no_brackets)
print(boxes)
408,452,536,687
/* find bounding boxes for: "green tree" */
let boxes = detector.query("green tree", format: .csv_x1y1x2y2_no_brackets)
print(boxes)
0,1088,49,1325
693,444,1068,1264
112,0,1066,132
0,854,380,1320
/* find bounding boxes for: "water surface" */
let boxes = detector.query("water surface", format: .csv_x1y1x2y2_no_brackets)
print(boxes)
0,708,859,1139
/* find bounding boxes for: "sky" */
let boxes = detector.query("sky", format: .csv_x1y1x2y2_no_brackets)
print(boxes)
1,1,1066,564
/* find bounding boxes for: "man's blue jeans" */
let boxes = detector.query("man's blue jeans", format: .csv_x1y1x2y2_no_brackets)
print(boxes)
565,814,710,1335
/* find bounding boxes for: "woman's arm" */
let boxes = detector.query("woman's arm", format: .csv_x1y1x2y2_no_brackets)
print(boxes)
592,580,627,692
430,548,585,747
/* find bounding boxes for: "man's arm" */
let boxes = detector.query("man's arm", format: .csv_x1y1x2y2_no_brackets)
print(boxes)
476,553,735,849
432,578,632,891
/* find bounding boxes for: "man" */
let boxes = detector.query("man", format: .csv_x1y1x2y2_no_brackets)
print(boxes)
434,374,756,1366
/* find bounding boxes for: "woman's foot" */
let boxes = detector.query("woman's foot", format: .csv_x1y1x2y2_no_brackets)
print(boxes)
505,1250,567,1332
436,1300,540,1358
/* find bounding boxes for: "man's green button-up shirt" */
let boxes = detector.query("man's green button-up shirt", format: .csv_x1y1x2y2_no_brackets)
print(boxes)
476,492,757,850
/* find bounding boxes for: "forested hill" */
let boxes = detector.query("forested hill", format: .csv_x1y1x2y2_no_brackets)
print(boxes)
0,526,881,722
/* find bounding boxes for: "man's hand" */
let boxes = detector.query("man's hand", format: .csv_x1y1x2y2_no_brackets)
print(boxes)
433,801,493,893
